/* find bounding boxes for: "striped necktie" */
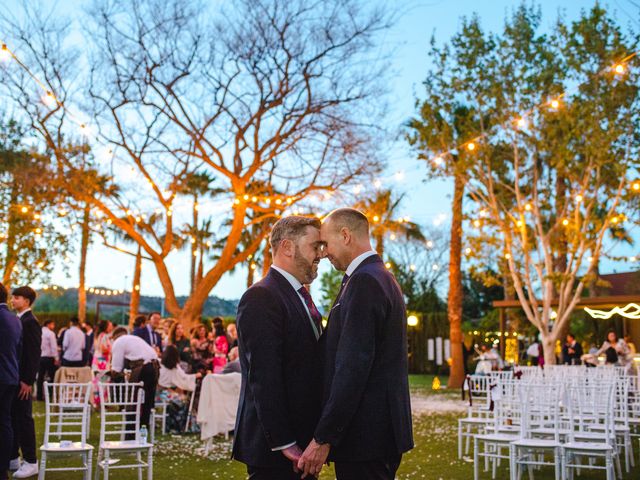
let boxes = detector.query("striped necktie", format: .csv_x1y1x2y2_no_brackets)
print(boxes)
298,286,322,335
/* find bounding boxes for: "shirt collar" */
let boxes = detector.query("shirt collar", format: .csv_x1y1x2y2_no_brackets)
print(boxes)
17,308,31,318
271,265,304,292
345,250,377,277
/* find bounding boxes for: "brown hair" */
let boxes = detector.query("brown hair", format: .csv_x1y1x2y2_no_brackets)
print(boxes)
269,216,321,255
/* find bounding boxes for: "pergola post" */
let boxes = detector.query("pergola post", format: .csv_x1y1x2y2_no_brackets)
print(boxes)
499,308,506,359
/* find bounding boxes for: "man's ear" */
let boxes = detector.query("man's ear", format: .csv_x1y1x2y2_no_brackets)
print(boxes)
281,238,294,257
340,227,351,245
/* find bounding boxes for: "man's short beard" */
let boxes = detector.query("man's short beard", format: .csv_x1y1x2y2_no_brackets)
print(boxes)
294,245,318,284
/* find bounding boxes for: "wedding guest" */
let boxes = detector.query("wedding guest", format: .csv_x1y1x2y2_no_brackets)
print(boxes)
157,345,201,433
212,321,229,374
624,335,637,356
169,322,192,370
596,330,631,366
190,325,212,373
91,320,113,406
221,346,241,374
561,333,583,365
61,317,86,367
133,313,163,354
226,323,238,350
82,321,94,367
0,283,21,480
37,319,58,401
110,328,158,431
10,286,41,479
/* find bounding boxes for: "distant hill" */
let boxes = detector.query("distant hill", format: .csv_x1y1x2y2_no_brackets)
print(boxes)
34,288,239,319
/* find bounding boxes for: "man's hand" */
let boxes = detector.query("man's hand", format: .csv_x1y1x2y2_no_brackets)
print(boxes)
298,439,330,478
281,444,303,472
18,381,32,400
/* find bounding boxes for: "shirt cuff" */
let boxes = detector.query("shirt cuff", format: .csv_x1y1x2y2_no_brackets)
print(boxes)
272,441,296,452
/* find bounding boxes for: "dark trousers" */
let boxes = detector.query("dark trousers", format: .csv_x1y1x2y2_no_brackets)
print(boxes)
334,455,402,480
11,388,37,464
129,362,158,428
0,385,17,480
61,359,85,367
37,357,57,401
247,465,310,480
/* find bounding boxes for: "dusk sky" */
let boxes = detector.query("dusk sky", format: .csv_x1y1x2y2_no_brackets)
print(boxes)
6,0,635,301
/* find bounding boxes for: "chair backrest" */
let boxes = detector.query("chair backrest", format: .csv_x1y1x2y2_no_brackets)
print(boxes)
43,382,92,447
465,375,493,411
566,380,616,445
518,381,563,441
98,382,145,444
54,366,94,384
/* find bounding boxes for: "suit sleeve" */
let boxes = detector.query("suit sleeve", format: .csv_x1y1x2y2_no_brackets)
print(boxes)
238,286,295,449
20,316,42,384
314,274,384,446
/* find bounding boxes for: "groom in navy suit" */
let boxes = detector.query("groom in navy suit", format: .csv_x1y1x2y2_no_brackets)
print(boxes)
298,208,414,479
233,216,325,479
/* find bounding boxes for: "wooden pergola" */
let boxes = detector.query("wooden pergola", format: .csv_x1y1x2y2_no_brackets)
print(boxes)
491,294,640,356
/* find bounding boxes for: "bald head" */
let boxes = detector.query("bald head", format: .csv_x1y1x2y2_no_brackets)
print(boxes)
323,208,370,238
321,208,373,271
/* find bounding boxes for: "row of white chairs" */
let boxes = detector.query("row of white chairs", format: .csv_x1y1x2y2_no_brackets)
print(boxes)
459,366,640,479
39,382,154,480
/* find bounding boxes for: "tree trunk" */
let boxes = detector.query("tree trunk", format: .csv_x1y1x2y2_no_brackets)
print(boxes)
374,233,384,257
78,204,90,323
247,263,255,288
3,187,19,288
190,196,198,294
262,240,272,278
542,333,557,366
447,173,465,388
128,246,142,327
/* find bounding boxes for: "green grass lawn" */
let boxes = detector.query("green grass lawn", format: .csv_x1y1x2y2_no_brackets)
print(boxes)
25,375,640,479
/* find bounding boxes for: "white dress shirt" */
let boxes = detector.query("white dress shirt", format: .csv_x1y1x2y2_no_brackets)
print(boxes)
41,327,59,360
345,250,378,277
62,326,86,361
111,334,158,372
17,308,31,318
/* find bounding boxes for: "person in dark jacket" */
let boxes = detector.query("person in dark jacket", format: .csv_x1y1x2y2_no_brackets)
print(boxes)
0,283,22,480
10,286,41,479
232,216,324,479
561,333,584,365
298,208,414,480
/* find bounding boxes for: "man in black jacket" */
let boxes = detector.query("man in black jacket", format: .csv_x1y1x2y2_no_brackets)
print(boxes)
0,283,22,480
233,216,324,479
10,286,41,479
298,208,413,479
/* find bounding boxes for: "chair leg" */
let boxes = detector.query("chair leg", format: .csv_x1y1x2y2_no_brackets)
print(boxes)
458,422,463,459
94,450,101,480
555,447,561,480
509,444,516,480
147,447,153,480
474,437,479,480
38,452,46,480
104,451,110,480
86,451,93,480
136,451,142,480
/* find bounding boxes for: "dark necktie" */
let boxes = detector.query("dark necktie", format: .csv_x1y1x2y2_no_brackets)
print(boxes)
298,286,323,335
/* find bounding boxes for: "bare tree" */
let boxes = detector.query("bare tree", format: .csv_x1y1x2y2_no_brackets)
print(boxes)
0,0,389,329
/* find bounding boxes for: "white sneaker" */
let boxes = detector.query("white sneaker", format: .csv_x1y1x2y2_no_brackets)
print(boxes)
12,462,38,479
8,459,20,471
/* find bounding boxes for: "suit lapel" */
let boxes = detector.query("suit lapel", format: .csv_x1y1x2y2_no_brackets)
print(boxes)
268,269,320,340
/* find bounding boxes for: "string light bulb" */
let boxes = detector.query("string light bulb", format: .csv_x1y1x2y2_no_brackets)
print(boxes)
633,182,640,191
0,44,11,62
574,194,583,203
562,218,569,226
516,117,527,129
372,215,380,223
433,156,444,167
613,63,626,75
467,142,476,152
42,91,57,108
550,99,560,110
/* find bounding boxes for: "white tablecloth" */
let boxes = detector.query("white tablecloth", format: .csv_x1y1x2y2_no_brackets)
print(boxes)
197,373,241,441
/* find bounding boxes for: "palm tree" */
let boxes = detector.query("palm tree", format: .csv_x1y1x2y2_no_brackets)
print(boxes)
356,190,425,256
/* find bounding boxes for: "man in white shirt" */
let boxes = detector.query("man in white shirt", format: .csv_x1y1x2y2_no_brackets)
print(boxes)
36,320,58,401
61,318,86,367
110,327,159,431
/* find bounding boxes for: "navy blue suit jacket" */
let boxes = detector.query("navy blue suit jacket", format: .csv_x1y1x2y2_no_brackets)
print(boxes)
315,254,414,461
232,268,323,468
0,304,22,385
133,326,163,352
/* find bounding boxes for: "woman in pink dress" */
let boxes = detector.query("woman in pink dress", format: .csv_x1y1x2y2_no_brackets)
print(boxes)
212,322,229,373
91,320,113,405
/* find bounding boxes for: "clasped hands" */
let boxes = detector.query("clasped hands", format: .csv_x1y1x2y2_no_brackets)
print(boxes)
282,439,330,478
